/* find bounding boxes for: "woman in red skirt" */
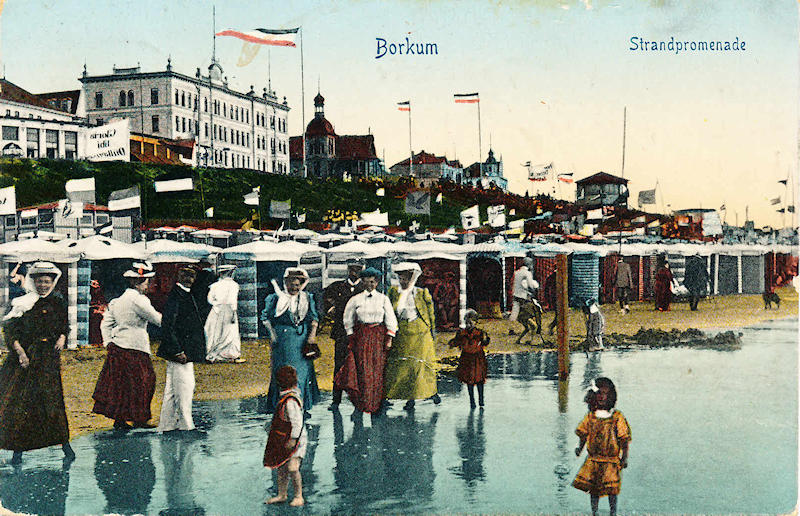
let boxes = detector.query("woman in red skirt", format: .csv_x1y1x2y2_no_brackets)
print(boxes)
653,258,676,312
333,267,398,415
448,309,489,408
92,261,162,430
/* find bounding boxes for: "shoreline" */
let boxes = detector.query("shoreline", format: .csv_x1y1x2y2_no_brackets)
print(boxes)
38,287,799,440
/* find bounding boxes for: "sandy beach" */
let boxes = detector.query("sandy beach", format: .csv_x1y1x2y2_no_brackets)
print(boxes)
45,286,798,439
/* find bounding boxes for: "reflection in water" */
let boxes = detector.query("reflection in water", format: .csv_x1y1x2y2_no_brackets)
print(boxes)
581,351,602,391
449,409,486,500
0,463,70,516
94,434,155,515
488,351,560,380
158,434,205,516
330,409,438,513
553,412,572,512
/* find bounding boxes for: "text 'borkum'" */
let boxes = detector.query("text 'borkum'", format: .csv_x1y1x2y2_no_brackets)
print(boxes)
376,37,438,59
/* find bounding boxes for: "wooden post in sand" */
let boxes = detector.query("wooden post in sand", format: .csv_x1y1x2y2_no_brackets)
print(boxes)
557,253,569,380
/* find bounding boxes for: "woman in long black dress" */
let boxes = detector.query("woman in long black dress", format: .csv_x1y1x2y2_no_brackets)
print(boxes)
0,261,74,465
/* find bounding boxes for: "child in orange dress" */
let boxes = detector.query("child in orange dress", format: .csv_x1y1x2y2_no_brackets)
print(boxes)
263,365,306,507
573,377,630,516
448,309,489,408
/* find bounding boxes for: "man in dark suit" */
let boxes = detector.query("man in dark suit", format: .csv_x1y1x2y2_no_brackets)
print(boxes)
323,261,365,409
191,260,217,322
157,267,206,432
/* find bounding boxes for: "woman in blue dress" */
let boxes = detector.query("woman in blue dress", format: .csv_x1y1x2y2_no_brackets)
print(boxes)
261,268,320,414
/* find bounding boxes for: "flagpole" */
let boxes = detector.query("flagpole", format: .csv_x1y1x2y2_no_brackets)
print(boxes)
300,27,307,178
620,106,627,179
477,96,482,176
783,171,789,229
408,102,413,178
791,169,796,229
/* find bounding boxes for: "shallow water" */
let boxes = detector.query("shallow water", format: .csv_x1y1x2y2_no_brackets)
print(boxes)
1,318,796,515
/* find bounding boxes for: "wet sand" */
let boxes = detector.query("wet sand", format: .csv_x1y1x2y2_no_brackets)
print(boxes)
44,286,798,438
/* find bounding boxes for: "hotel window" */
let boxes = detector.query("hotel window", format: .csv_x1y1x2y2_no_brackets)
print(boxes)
45,129,59,158
246,134,249,148
2,126,18,140
152,115,160,133
204,97,208,112
270,116,275,129
151,88,159,105
175,116,180,132
64,131,77,160
128,90,134,106
95,91,103,108
119,91,126,107
26,128,39,158
175,90,179,104
205,123,209,137
181,92,185,107
182,117,186,132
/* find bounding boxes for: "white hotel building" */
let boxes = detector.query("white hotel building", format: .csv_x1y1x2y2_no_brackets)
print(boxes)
80,58,291,172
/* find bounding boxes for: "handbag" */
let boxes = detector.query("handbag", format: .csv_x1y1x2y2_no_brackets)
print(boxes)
302,340,321,360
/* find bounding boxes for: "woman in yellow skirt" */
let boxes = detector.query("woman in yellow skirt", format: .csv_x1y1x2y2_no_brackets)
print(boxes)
573,377,630,516
385,262,440,411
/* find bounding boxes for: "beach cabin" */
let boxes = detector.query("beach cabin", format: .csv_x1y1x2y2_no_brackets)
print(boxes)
465,242,506,317
221,240,323,339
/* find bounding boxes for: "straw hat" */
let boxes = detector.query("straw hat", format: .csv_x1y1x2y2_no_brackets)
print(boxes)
123,260,155,278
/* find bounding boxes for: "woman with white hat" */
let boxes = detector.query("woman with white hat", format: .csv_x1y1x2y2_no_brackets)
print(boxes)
92,261,162,431
205,265,243,363
385,262,440,410
0,261,74,464
261,267,321,414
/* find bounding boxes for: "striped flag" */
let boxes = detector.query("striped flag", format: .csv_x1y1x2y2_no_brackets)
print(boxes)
454,92,479,104
397,100,410,112
557,173,574,184
770,196,781,205
215,28,299,47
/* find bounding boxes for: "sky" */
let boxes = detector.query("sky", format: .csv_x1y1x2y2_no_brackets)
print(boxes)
1,0,798,228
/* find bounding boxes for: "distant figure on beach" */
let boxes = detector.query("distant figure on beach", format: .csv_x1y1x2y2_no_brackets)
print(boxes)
262,268,321,414
93,261,161,431
683,254,710,311
509,258,539,335
334,267,398,416
157,266,206,433
653,259,677,312
573,377,630,516
205,265,243,363
614,258,634,314
448,309,489,408
323,261,364,410
386,262,440,411
582,299,605,351
263,365,307,507
0,261,74,465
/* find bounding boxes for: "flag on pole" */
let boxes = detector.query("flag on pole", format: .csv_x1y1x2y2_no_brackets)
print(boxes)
66,177,96,204
637,188,656,207
779,179,788,185
215,28,299,47
435,192,443,204
487,205,506,228
270,200,291,219
244,186,260,206
719,204,726,211
557,173,574,184
296,212,306,223
57,199,83,219
528,163,553,181
0,186,16,216
770,196,781,205
108,185,141,211
454,92,480,104
397,100,410,112
205,207,214,217
788,205,795,213
404,191,430,215
376,188,385,197
460,205,480,229
154,177,194,193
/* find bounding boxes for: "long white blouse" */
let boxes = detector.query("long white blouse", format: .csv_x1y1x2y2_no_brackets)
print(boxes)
100,288,162,354
343,290,398,337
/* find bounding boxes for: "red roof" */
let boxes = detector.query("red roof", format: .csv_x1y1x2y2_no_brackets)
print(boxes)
19,202,109,212
0,79,57,111
336,135,377,160
34,90,81,115
575,171,628,185
391,150,452,168
306,116,336,137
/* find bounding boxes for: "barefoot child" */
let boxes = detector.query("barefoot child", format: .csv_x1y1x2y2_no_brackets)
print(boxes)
573,377,630,516
263,365,306,507
448,309,489,408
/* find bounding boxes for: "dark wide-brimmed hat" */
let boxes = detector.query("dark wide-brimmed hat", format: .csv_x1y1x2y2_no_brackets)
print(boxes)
360,266,382,278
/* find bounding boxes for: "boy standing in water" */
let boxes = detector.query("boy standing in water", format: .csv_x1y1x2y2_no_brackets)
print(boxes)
264,365,306,507
573,377,631,516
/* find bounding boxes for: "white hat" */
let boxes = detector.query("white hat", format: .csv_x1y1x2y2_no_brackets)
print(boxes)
217,264,237,273
28,261,61,277
123,260,156,278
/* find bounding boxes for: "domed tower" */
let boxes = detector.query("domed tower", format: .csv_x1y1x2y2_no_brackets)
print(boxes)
305,92,336,164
